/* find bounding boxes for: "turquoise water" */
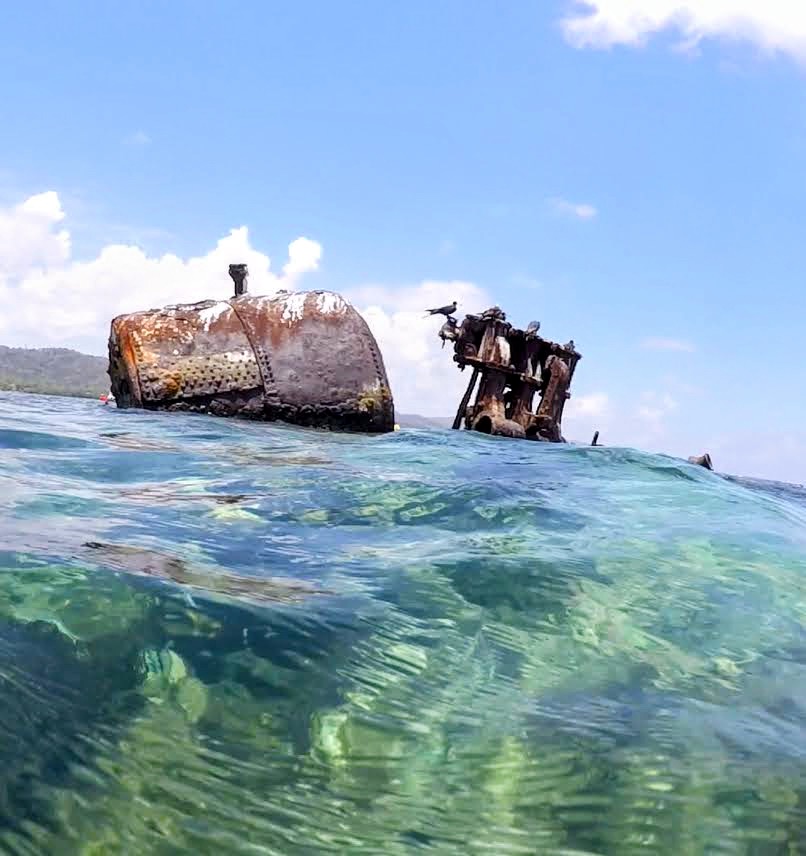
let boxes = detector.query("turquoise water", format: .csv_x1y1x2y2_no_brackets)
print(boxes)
1,392,806,854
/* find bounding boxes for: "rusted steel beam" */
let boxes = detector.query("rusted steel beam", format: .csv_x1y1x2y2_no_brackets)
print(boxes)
452,366,479,430
442,305,580,443
108,270,395,433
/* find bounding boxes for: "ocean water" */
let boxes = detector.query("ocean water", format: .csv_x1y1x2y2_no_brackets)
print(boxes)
1,392,805,855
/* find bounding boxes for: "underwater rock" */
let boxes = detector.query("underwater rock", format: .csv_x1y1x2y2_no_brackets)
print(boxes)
81,541,327,608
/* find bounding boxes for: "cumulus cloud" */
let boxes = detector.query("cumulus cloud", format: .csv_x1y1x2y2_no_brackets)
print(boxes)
0,192,71,280
561,1,806,61
563,391,610,444
281,237,322,277
550,197,598,221
641,336,696,352
0,191,321,354
347,280,494,417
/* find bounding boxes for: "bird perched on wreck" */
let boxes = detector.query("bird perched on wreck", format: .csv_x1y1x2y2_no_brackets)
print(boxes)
424,300,457,318
438,317,458,348
525,320,541,339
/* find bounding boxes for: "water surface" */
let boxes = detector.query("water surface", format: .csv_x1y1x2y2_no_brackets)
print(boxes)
1,392,805,854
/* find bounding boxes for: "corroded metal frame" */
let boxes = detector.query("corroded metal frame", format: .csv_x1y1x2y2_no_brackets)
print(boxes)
441,307,580,442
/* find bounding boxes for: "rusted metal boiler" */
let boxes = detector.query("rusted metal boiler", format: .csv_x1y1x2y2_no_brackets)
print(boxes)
107,265,394,432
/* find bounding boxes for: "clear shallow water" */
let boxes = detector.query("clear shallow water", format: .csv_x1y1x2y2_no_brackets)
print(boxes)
1,392,806,855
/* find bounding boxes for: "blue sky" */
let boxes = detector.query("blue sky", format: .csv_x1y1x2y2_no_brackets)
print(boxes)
2,1,806,481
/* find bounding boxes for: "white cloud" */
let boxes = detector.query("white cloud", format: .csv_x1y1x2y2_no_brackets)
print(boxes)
348,280,494,416
0,192,70,281
571,392,610,416
550,197,598,221
564,385,704,458
636,391,678,427
0,191,321,354
563,391,610,444
124,130,151,146
281,237,322,277
561,1,806,61
641,336,696,352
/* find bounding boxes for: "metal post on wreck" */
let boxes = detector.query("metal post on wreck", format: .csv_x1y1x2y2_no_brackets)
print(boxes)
229,263,248,297
452,367,480,430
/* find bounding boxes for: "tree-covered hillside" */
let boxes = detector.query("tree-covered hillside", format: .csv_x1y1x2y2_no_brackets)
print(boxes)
395,413,453,429
0,346,108,398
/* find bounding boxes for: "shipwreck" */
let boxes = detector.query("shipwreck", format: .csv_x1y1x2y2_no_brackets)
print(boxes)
438,306,580,442
107,265,394,432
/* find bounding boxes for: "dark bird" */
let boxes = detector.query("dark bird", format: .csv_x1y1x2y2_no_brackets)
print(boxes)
525,320,541,338
438,317,458,349
563,339,576,352
424,300,457,318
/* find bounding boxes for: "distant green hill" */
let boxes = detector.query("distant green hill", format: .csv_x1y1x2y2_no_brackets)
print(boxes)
395,413,453,429
0,346,108,398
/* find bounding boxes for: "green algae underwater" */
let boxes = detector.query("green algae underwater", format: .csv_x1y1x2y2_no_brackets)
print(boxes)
1,392,805,855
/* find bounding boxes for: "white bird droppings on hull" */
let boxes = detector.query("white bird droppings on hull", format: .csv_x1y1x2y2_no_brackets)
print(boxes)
197,302,230,332
279,291,349,323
